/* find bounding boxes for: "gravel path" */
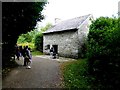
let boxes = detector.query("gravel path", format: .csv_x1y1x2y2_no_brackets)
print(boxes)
2,56,66,88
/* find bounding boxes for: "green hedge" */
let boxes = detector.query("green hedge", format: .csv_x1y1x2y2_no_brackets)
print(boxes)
87,17,120,88
34,33,43,52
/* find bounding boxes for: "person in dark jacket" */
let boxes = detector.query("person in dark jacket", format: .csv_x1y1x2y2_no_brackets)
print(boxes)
50,47,53,57
24,46,32,69
22,46,27,66
15,46,20,60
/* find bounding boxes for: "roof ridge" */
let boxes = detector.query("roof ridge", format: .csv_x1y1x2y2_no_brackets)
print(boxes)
55,14,91,25
43,14,92,34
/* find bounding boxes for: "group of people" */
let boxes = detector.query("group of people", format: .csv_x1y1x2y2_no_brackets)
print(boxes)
50,47,59,59
15,44,32,69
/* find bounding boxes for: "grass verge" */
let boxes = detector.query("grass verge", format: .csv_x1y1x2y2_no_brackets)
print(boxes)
31,50,43,56
61,59,94,89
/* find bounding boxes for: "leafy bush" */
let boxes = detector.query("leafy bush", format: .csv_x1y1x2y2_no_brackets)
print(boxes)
17,30,38,44
18,43,35,50
34,33,43,52
87,17,120,88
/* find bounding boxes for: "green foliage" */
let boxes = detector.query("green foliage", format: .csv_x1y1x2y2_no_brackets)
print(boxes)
34,33,43,51
18,43,35,50
2,2,46,68
17,35,26,43
31,50,43,56
87,17,120,88
87,17,118,62
63,59,92,88
18,33,32,43
63,17,120,89
17,30,38,43
34,23,52,51
40,23,52,32
79,43,87,58
17,22,52,53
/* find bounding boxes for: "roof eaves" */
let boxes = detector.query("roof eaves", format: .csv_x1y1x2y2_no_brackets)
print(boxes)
43,28,78,34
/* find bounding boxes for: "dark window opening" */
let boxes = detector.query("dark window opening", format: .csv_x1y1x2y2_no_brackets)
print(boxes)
52,45,58,54
45,45,50,50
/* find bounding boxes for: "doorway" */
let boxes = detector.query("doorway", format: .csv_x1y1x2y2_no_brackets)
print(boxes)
52,45,58,54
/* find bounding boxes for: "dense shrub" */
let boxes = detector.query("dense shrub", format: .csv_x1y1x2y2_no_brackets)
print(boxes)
87,17,120,88
34,33,43,52
17,30,38,43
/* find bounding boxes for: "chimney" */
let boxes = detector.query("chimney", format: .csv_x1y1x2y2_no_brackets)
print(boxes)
55,18,61,24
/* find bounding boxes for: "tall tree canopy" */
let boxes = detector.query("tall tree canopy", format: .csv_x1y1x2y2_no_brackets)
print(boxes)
2,2,46,67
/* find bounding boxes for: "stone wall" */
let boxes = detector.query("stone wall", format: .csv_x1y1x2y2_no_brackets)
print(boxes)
77,15,92,57
43,30,79,58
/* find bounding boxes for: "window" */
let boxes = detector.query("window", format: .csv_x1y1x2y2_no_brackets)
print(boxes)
45,45,50,50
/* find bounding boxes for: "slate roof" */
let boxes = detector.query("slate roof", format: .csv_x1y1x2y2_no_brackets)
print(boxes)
43,14,91,34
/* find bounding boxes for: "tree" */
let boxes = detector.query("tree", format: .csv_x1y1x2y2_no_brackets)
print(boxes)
17,30,38,43
34,33,43,51
2,2,47,68
40,23,52,32
87,17,119,88
34,23,52,51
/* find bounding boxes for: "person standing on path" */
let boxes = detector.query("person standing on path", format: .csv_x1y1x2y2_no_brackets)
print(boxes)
15,45,20,60
50,47,53,58
24,46,32,69
19,46,23,60
22,46,27,66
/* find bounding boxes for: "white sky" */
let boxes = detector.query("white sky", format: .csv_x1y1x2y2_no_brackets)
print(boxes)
37,0,120,27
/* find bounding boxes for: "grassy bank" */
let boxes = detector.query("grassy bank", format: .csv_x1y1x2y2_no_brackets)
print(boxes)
31,50,43,56
61,59,94,89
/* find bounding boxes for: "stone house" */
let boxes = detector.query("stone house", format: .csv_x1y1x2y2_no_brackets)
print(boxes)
43,14,93,58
